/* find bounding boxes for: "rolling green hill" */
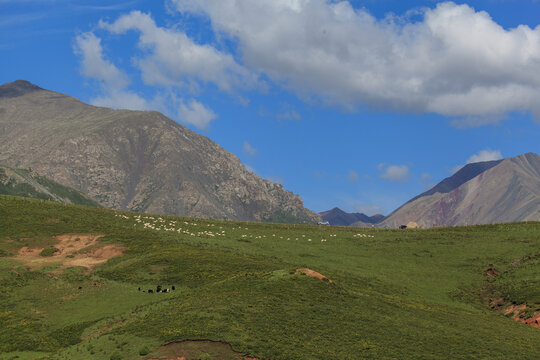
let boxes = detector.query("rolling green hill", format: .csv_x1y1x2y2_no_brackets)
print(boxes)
0,165,101,207
0,195,539,359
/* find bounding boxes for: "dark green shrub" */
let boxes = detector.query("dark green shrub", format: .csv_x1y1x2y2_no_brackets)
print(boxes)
39,247,59,257
138,345,150,356
110,352,123,360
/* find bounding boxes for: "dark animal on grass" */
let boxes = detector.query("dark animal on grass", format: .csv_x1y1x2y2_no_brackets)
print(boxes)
163,288,170,293
156,285,162,293
171,285,175,290
138,287,141,291
148,289,154,293
399,225,407,229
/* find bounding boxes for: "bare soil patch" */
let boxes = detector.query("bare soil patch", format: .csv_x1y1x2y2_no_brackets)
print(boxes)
496,300,540,329
12,234,124,271
296,268,332,283
145,340,261,360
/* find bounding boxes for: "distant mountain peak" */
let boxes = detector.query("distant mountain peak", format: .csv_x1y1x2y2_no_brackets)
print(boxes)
319,207,384,226
381,152,540,228
0,80,43,99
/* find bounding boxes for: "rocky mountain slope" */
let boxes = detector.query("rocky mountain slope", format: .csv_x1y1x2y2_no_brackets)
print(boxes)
319,207,384,226
380,153,540,228
0,80,319,223
0,164,101,207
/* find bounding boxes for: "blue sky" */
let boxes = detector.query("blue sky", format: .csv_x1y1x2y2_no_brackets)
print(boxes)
1,0,539,215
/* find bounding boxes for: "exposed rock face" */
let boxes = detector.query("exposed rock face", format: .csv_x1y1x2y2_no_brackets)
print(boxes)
0,80,319,223
380,153,540,228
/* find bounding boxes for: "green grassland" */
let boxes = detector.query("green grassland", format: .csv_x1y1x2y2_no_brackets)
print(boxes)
0,195,539,359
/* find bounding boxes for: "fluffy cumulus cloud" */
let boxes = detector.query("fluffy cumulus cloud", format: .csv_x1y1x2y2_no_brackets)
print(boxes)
452,149,503,173
98,11,259,92
177,99,217,130
74,20,221,129
173,0,540,125
378,164,410,181
74,32,150,110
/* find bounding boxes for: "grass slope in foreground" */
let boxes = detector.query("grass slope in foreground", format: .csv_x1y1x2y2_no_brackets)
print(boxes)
0,195,539,359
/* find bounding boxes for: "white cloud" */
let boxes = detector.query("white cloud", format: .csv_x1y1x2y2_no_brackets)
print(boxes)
177,99,217,130
74,30,218,130
347,170,359,182
243,141,257,156
379,164,410,181
98,11,260,93
173,0,540,124
452,149,503,173
74,32,129,91
74,31,151,110
466,149,503,164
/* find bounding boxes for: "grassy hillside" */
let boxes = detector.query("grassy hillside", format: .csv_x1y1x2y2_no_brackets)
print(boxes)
0,195,539,359
0,166,101,207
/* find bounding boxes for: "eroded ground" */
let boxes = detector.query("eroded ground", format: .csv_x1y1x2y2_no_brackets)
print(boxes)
12,233,124,271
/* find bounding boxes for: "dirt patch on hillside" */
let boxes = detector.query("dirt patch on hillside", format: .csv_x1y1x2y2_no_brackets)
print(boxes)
13,234,124,271
296,268,332,283
492,299,540,329
503,304,540,329
146,340,263,360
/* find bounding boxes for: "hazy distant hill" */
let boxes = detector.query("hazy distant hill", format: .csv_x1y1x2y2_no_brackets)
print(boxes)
380,153,540,228
0,80,319,223
319,207,384,226
0,164,100,207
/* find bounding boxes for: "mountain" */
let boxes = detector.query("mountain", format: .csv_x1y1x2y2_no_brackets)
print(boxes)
0,164,101,207
319,207,384,226
0,80,319,223
380,153,540,228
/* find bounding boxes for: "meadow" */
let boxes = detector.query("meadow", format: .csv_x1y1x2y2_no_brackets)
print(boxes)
0,195,539,359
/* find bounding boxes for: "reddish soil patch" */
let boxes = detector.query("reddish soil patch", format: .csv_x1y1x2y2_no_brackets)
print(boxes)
296,268,332,283
484,267,499,277
12,234,124,271
498,300,540,329
145,340,262,360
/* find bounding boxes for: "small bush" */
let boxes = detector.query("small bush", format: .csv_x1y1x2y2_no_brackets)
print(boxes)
110,352,123,360
39,247,59,257
518,308,535,320
138,345,150,356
